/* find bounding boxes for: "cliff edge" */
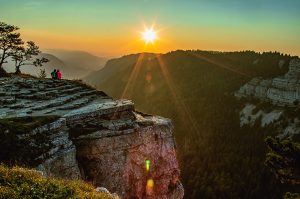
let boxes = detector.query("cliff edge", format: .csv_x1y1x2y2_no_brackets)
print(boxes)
0,77,184,199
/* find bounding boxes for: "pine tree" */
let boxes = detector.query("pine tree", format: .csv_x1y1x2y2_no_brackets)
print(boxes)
265,136,300,198
0,21,23,76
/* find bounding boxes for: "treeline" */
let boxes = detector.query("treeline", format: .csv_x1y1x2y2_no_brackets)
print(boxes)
169,49,297,78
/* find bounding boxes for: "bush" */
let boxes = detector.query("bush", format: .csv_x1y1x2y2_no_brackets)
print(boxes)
38,68,47,79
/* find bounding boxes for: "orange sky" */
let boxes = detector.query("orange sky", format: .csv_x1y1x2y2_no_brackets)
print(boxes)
2,0,300,57
20,26,300,58
20,26,179,57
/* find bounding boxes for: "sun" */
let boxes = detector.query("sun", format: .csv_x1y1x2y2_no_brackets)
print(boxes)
141,28,157,44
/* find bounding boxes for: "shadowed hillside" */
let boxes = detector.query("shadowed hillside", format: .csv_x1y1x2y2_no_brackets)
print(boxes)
84,53,156,86
85,50,300,199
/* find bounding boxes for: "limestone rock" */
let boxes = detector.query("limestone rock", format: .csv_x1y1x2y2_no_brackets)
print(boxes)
74,115,182,199
236,59,300,135
0,77,184,199
235,59,300,106
95,187,110,193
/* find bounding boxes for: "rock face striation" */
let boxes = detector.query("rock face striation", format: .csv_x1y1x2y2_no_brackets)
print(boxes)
235,59,300,106
0,77,183,199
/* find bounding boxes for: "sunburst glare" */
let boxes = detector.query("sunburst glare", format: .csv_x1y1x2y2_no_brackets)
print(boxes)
141,27,157,44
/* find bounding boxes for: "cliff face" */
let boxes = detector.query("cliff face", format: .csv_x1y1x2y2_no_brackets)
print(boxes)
235,59,300,106
73,113,182,199
0,77,183,198
34,118,81,179
235,59,300,135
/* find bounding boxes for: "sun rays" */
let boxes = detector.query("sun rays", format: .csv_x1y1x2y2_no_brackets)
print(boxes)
141,28,157,44
119,51,202,143
118,21,252,145
154,54,201,137
119,50,251,146
120,53,145,99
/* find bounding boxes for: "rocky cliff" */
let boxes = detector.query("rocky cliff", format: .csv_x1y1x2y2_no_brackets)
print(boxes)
235,59,300,135
235,59,300,106
0,77,184,199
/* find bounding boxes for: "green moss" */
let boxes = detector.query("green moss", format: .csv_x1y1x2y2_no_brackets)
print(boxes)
0,116,60,167
0,165,115,199
0,115,60,135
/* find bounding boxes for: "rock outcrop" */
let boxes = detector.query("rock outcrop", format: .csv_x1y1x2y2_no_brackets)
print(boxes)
0,77,183,199
235,59,300,135
235,59,300,106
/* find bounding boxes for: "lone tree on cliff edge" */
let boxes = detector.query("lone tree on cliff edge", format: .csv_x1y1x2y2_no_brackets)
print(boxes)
0,21,23,76
0,21,48,76
12,41,49,74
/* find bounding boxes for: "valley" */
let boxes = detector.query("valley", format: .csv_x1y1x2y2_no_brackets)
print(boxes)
85,50,300,198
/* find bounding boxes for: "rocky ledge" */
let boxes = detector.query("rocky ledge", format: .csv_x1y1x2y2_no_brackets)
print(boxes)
0,77,184,199
235,59,300,106
235,59,300,135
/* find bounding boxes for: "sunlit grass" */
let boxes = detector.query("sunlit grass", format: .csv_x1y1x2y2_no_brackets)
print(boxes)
0,165,115,199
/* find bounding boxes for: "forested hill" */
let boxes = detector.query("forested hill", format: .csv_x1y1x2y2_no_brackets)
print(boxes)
84,50,299,199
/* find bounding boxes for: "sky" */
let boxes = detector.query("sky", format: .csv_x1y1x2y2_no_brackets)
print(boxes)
1,0,300,57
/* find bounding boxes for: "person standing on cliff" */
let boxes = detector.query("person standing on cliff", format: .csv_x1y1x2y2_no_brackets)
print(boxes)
56,69,62,80
51,69,57,79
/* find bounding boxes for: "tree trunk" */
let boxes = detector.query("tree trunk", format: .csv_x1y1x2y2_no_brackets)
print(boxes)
0,49,9,77
15,66,21,75
0,63,8,77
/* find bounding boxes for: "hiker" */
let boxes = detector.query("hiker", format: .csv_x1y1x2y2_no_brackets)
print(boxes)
57,69,62,80
51,69,57,79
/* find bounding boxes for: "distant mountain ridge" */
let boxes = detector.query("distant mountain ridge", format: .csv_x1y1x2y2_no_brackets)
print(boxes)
85,50,296,94
84,53,156,86
4,49,106,79
44,49,106,71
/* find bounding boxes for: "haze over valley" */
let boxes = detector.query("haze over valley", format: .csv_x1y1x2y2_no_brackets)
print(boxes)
3,49,106,79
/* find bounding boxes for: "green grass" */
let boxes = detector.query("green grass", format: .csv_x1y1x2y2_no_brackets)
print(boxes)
0,165,115,199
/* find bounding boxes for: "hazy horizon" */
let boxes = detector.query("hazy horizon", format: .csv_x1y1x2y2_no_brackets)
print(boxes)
1,0,300,57
42,48,299,59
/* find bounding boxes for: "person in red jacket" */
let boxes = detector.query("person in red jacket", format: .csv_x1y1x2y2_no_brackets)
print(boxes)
56,70,62,80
